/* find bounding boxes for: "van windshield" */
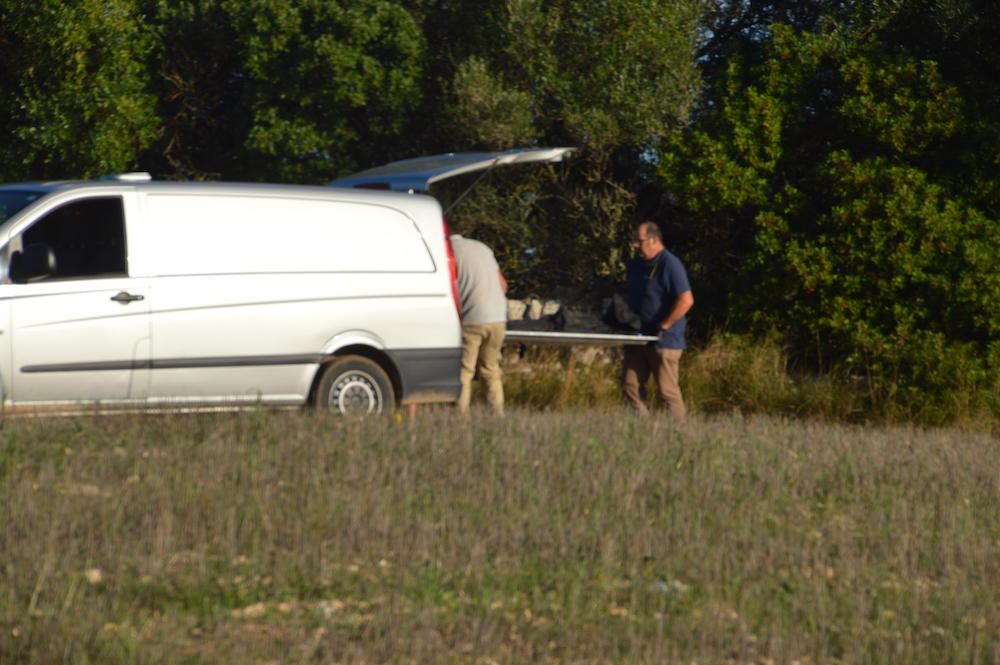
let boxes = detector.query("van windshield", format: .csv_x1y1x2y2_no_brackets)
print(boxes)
0,190,45,224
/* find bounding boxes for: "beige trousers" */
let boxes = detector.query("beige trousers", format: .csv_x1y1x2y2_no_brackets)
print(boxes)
622,346,686,421
458,322,506,414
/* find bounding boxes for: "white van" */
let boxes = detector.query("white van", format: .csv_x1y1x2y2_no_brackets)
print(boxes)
0,176,463,415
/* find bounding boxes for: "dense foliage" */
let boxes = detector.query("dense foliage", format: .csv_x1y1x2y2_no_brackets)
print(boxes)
0,0,158,179
0,0,996,421
142,0,424,181
661,2,999,419
407,0,703,289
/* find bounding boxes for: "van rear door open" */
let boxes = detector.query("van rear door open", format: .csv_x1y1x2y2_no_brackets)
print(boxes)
328,148,575,196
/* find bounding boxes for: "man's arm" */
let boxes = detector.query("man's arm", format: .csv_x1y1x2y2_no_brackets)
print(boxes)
498,270,508,295
659,290,694,331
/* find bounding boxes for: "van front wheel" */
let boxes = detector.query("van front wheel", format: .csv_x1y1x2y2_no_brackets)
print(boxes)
315,356,395,416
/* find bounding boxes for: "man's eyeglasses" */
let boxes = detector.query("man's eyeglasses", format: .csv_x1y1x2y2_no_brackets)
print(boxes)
633,237,654,246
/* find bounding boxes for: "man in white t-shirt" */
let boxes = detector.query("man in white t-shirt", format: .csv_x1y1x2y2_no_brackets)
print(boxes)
450,233,508,414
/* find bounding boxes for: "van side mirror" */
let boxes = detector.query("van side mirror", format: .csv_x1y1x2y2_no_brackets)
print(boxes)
10,243,57,283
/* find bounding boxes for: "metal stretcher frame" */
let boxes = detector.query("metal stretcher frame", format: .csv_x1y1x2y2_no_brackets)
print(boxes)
504,330,659,346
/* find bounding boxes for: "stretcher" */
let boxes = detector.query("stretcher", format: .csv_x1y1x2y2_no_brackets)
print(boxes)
504,330,658,346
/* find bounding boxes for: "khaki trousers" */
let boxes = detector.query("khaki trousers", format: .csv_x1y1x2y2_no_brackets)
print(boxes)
622,346,686,421
458,322,506,414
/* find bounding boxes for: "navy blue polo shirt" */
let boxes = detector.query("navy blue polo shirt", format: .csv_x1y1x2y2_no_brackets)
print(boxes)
625,249,691,349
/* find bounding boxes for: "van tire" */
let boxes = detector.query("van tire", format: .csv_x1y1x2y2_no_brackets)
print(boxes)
315,356,395,416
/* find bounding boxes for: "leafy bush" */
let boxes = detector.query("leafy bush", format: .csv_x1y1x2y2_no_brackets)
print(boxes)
661,24,999,420
0,0,158,179
497,333,995,429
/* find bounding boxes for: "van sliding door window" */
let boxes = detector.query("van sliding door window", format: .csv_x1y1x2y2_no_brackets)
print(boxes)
21,197,128,280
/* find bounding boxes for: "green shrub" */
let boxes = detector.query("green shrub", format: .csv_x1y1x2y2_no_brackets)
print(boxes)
682,333,861,421
661,25,1000,425
492,333,996,430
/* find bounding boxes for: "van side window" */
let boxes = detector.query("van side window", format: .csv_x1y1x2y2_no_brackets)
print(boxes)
21,197,128,279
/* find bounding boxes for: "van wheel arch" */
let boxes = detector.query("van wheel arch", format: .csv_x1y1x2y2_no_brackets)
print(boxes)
309,347,401,415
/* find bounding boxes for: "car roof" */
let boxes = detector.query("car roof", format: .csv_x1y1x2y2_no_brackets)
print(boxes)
0,178,428,203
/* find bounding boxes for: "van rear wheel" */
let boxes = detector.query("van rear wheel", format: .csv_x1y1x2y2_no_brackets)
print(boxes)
315,356,395,416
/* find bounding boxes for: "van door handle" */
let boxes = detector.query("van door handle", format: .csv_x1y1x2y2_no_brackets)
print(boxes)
110,291,145,304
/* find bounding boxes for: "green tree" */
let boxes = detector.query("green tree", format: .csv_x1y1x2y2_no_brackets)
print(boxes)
0,0,158,179
662,20,999,418
405,0,704,291
142,0,424,182
872,0,1000,219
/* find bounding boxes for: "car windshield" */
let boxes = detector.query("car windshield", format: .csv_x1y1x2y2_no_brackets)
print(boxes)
0,190,45,224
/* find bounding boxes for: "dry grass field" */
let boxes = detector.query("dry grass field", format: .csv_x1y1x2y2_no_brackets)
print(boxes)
1,407,997,664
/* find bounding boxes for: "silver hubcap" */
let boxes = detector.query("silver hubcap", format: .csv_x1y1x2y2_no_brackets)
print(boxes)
329,370,382,415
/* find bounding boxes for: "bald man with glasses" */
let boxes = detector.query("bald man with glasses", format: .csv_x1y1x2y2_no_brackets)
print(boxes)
622,221,694,420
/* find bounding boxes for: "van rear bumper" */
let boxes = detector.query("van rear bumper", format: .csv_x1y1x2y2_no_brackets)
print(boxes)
388,348,461,404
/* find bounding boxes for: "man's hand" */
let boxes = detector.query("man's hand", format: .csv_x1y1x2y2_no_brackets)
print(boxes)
659,290,694,330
